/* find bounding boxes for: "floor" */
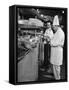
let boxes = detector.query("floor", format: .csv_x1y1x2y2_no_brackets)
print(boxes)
38,60,65,81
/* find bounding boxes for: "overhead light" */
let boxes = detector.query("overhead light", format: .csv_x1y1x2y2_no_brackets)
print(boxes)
62,11,64,14
41,14,44,17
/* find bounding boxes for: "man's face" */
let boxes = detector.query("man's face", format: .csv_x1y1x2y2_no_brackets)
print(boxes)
46,22,51,29
53,25,58,32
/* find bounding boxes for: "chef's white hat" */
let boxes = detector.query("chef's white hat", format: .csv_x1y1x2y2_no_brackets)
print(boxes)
53,15,59,25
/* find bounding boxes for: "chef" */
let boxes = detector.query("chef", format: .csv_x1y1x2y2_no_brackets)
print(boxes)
44,21,53,69
44,21,53,41
50,15,65,80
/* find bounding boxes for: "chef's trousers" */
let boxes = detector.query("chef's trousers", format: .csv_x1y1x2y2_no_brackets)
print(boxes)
53,65,60,80
44,44,50,66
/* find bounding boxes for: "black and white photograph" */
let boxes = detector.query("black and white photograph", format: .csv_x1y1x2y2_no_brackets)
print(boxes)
9,5,67,85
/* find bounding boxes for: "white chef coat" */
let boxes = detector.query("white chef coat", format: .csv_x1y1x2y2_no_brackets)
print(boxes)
44,28,53,40
50,27,65,65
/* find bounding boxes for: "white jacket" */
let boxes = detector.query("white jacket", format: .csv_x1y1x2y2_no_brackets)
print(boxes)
50,27,65,65
44,28,53,40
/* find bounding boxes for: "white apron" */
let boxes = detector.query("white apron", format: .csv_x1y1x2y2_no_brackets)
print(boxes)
50,27,65,65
